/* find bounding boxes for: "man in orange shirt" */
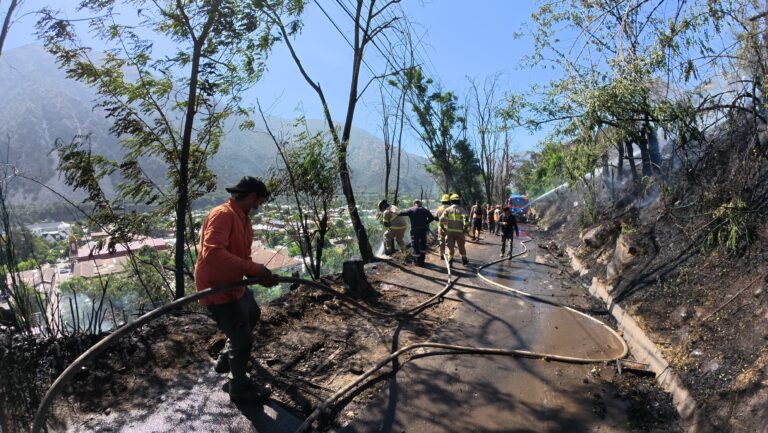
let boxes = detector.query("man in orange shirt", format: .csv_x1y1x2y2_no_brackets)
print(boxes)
195,176,277,403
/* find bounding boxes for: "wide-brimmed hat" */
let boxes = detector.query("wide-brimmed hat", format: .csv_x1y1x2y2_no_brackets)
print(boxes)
225,176,270,196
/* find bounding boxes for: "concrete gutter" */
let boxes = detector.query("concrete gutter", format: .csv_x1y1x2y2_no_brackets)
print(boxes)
566,249,713,433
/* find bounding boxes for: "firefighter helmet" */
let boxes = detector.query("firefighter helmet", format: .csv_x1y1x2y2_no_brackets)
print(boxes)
377,199,389,211
440,194,450,202
450,193,460,201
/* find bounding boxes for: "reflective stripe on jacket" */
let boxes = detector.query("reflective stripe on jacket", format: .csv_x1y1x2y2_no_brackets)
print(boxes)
382,206,407,229
435,205,447,233
440,205,467,233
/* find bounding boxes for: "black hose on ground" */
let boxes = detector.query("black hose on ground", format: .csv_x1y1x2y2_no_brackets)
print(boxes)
292,235,628,433
32,233,627,433
30,260,455,432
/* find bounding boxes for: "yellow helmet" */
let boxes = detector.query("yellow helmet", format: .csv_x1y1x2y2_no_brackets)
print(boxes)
450,193,460,201
440,194,450,202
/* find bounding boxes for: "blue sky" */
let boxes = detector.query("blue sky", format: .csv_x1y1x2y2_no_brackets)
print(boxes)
4,0,555,156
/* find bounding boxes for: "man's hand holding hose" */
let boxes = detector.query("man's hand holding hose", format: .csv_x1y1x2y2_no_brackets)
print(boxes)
249,263,278,287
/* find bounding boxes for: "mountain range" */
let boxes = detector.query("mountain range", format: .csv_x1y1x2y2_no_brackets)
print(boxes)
0,44,434,208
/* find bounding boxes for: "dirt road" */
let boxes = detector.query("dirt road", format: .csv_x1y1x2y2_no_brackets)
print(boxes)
343,230,635,433
59,227,678,433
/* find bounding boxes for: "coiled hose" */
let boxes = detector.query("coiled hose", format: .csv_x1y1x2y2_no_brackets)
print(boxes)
32,234,627,433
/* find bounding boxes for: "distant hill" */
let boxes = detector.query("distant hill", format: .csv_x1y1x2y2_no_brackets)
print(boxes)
0,44,434,207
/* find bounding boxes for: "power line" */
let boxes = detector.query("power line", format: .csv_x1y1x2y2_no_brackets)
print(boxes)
333,0,398,67
312,0,394,89
312,0,408,116
372,2,441,83
332,0,427,78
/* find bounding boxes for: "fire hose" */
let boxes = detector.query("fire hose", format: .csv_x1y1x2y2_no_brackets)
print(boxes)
293,236,627,433
31,257,458,432
32,234,627,433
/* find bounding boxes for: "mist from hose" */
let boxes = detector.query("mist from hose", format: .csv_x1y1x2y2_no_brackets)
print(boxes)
531,183,569,203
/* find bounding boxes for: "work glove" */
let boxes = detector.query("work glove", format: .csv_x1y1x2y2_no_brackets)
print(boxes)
247,264,278,287
383,221,391,228
259,268,278,287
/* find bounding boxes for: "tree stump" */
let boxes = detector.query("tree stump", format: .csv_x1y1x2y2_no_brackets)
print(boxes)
342,258,373,298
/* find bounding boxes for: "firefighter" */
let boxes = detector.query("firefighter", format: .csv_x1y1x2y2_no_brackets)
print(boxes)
440,193,469,265
378,199,407,255
434,194,451,260
397,199,435,266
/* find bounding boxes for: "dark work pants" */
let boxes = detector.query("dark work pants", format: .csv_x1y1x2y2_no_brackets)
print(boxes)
501,233,514,256
411,229,428,265
207,288,260,384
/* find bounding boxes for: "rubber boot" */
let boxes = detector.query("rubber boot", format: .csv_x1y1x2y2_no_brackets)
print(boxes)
229,378,272,403
214,351,230,373
461,256,468,266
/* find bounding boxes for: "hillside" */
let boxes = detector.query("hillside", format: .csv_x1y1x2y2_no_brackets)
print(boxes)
0,44,434,207
534,114,768,433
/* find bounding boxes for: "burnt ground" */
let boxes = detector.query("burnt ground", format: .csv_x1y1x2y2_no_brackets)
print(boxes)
4,233,685,433
6,257,460,432
536,180,768,433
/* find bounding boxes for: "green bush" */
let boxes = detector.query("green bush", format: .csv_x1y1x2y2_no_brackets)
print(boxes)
705,196,753,253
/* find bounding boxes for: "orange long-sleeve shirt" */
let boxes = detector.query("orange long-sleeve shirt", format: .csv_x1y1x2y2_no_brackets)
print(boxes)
194,199,265,305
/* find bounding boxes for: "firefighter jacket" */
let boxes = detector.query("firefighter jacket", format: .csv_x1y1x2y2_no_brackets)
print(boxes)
435,204,448,219
398,206,435,234
434,205,448,233
440,204,468,233
382,205,407,230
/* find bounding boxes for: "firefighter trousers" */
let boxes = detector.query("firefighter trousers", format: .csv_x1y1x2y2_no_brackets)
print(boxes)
437,227,446,258
384,227,406,255
445,231,467,260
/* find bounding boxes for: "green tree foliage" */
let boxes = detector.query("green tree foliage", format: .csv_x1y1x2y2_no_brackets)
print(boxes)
262,0,402,263
512,139,564,198
37,0,289,299
58,246,173,333
267,116,339,280
400,67,483,202
511,1,732,184
515,0,768,242
0,225,66,268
